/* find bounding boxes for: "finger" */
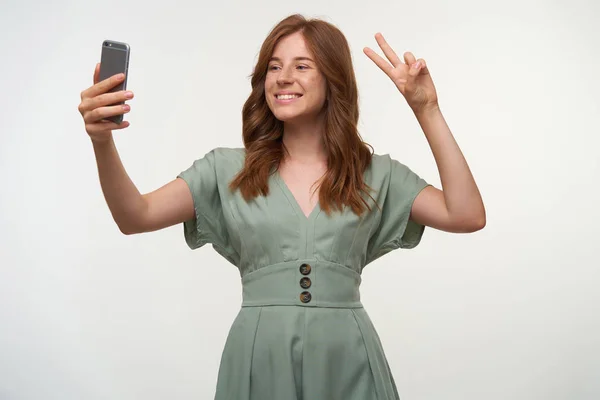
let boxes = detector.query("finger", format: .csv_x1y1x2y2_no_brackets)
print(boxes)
374,33,402,68
82,71,126,100
86,120,130,135
79,90,133,117
403,52,417,66
363,46,394,76
408,58,426,78
417,58,430,76
93,63,100,84
103,120,130,130
90,90,134,109
84,103,130,124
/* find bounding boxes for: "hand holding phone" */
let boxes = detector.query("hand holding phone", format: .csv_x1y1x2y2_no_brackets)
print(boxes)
98,40,131,124
78,40,132,143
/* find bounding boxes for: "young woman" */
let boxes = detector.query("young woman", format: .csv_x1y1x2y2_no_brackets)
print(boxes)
78,13,485,400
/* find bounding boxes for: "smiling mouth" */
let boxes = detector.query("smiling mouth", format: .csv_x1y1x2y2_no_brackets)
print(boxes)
275,94,303,100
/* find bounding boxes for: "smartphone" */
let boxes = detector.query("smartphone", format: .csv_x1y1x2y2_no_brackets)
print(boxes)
98,40,130,124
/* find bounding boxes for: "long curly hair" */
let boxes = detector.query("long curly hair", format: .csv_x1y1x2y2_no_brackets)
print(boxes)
229,14,375,216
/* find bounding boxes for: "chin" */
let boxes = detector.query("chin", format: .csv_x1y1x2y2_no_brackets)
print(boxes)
272,109,303,122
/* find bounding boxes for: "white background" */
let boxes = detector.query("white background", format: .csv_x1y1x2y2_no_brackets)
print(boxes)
1,0,599,399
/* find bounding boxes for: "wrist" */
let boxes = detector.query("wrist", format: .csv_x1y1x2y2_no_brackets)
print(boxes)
414,103,441,120
90,133,114,147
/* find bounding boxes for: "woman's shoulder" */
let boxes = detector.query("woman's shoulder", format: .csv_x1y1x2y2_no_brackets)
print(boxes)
369,153,392,166
207,147,246,171
366,153,394,177
366,152,420,188
368,152,414,173
211,146,246,159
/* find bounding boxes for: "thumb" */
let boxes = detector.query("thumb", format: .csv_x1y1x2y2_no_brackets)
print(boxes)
418,59,430,76
93,63,100,84
408,59,423,78
405,59,422,92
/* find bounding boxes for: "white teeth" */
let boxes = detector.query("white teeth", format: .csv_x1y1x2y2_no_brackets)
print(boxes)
276,94,301,100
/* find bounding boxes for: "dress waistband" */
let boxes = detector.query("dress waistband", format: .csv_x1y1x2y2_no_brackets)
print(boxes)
241,260,363,308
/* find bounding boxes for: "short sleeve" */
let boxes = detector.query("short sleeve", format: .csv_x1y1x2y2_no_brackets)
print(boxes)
366,156,430,264
177,149,233,255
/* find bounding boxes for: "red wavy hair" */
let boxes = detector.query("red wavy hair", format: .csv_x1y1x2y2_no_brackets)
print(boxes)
229,14,375,216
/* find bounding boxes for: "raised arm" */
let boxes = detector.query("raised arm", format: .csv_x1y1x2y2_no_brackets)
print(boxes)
364,33,486,233
91,138,194,234
79,64,194,235
409,109,485,233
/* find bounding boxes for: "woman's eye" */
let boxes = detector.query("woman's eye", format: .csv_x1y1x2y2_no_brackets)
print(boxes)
268,65,308,71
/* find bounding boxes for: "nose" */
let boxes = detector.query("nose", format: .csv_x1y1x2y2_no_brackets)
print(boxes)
276,66,294,85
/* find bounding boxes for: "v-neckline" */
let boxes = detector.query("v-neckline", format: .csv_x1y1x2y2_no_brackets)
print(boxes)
274,170,321,221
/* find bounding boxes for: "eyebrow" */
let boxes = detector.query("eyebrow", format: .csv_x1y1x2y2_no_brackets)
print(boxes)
269,56,315,63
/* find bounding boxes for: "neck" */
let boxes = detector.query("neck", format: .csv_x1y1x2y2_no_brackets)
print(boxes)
281,114,327,164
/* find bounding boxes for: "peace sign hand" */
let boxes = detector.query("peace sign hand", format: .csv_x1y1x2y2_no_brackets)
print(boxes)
364,33,439,115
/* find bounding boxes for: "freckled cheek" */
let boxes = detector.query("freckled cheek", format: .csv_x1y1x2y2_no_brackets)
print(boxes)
264,79,275,103
310,77,327,100
306,76,319,86
302,77,324,96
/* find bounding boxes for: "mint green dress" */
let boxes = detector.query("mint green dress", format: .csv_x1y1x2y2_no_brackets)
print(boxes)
178,147,430,400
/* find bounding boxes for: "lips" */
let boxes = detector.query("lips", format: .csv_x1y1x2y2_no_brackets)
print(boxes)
275,93,303,99
275,92,303,96
274,93,303,105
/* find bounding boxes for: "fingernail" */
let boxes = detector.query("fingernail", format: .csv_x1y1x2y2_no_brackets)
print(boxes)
125,91,133,98
413,62,421,69
123,104,130,111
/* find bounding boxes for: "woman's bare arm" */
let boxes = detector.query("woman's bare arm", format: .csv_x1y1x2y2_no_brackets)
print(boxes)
92,137,194,234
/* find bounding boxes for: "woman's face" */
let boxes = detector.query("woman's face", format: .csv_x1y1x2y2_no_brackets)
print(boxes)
265,32,328,123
